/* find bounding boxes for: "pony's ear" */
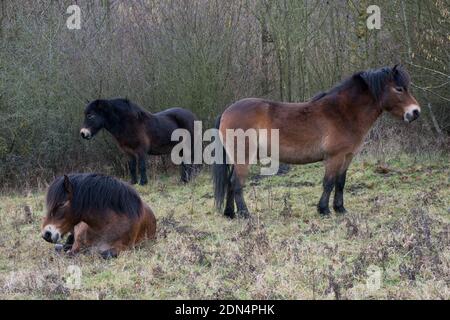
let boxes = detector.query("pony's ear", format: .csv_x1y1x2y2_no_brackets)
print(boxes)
392,64,403,74
63,175,73,201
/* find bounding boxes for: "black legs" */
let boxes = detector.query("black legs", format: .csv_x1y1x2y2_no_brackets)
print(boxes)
54,233,74,253
318,176,335,215
130,155,195,185
180,163,193,183
224,169,249,219
224,186,235,219
129,155,147,185
138,155,148,185
234,185,249,218
333,171,347,213
317,170,348,215
128,157,137,184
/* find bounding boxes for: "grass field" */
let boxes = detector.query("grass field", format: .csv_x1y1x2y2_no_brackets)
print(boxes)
0,155,448,299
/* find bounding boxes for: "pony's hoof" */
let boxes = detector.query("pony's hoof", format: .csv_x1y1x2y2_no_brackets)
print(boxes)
100,249,118,260
237,210,250,218
224,208,235,219
130,180,137,185
318,207,331,216
334,206,347,214
139,180,148,186
55,244,64,253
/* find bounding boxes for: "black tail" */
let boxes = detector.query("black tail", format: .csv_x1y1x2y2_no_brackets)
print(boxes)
212,115,232,211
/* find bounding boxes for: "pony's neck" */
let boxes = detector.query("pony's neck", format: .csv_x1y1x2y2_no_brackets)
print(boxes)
336,90,382,136
105,123,122,136
104,116,122,136
104,108,153,136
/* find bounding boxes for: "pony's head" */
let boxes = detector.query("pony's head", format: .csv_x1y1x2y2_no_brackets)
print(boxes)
359,65,420,123
80,100,110,140
41,175,79,243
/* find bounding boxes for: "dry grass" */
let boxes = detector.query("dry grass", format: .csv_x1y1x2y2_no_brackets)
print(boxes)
0,155,449,300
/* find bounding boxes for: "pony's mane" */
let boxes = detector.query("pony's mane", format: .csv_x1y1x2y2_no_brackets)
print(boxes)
46,173,142,218
106,98,147,119
311,66,411,102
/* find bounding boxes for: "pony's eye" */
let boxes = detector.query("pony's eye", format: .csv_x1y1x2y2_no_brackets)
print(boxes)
87,114,95,120
394,87,404,93
54,207,65,218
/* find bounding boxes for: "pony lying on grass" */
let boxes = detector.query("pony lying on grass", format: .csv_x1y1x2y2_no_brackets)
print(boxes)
41,173,156,259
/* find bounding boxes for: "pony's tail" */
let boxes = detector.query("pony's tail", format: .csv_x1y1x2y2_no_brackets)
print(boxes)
212,115,232,211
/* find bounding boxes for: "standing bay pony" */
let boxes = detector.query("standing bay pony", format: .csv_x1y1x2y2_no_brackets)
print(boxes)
41,173,156,259
80,98,197,185
213,66,421,218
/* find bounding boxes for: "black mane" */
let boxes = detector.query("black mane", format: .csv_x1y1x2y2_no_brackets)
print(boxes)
46,173,142,218
311,66,411,102
86,98,148,120
109,98,147,118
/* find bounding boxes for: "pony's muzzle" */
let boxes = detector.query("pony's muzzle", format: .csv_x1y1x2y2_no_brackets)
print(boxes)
42,226,61,243
80,128,92,140
404,105,421,123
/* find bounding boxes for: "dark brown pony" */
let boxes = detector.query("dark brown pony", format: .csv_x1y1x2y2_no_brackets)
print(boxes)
41,173,156,258
80,98,198,185
213,65,421,218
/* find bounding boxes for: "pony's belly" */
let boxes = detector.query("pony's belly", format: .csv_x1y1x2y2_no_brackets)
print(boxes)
148,142,176,155
278,145,324,164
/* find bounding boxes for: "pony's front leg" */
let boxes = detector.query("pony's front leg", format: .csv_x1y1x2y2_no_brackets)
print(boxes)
333,154,352,214
318,156,346,215
138,154,148,185
128,156,138,185
66,222,90,256
55,233,75,253
333,170,347,214
318,176,335,215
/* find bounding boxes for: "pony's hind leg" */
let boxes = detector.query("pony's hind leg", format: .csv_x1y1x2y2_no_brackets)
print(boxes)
100,248,118,259
232,164,250,218
224,180,236,219
128,155,138,185
180,163,191,183
99,241,128,259
138,154,148,185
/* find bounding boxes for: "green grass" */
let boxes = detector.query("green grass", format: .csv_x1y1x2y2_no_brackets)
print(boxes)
0,155,449,299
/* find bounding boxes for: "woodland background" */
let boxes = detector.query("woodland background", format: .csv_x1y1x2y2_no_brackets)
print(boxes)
0,0,448,189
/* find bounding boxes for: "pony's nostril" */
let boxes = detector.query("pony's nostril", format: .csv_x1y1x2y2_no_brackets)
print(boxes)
413,109,420,118
43,231,52,241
